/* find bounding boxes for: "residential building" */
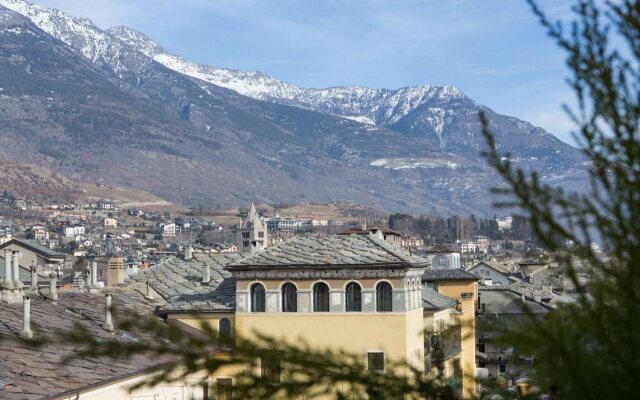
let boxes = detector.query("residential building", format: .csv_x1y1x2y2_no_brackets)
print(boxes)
103,216,118,228
496,216,513,231
63,225,85,238
468,261,512,287
426,247,461,269
134,235,478,398
96,199,114,210
266,215,302,233
159,222,176,238
28,224,49,241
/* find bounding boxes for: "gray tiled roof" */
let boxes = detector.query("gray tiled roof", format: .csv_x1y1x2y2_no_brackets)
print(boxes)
229,235,428,269
130,252,242,313
423,268,479,282
0,289,173,400
422,286,457,310
0,239,66,259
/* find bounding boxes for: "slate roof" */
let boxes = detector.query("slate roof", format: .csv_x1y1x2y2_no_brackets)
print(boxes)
0,288,174,399
0,239,66,260
423,268,479,282
469,260,511,275
229,235,428,269
130,252,242,313
422,286,457,311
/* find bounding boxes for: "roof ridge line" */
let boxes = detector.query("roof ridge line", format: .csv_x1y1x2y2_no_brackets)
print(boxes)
363,235,413,262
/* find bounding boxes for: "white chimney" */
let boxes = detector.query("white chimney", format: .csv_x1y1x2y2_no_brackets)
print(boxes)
12,251,22,288
91,261,98,287
30,260,38,291
3,249,12,288
49,272,58,302
145,281,154,300
185,245,193,260
103,294,114,332
202,264,211,284
21,295,33,339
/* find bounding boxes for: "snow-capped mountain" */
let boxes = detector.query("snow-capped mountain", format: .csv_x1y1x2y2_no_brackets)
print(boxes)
107,24,567,157
108,24,469,128
0,0,587,215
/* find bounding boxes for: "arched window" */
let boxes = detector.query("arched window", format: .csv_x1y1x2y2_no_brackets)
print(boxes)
313,282,330,312
282,283,297,312
219,318,232,339
376,282,393,312
251,283,266,312
345,282,362,312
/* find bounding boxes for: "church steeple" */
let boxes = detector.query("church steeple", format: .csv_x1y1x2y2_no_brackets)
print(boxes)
238,202,268,254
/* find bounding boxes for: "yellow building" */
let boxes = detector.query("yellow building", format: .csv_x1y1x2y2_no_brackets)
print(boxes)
147,235,479,398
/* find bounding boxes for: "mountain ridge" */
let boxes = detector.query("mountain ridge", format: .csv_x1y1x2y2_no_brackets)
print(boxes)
0,0,587,216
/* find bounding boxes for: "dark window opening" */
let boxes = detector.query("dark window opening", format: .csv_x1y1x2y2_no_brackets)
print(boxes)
260,353,282,383
367,352,385,372
345,282,362,312
219,318,232,340
282,283,297,312
216,378,233,400
313,282,330,312
251,283,266,312
376,282,393,312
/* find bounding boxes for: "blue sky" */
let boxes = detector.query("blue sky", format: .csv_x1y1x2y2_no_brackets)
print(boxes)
39,0,578,144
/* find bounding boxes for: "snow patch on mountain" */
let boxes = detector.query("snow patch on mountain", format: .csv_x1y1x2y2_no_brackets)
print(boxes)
371,158,460,170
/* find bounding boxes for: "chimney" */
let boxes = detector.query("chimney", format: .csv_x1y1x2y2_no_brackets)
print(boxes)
202,264,210,284
145,281,154,300
49,272,58,302
91,261,98,287
30,260,38,291
103,294,114,332
3,249,13,289
185,245,193,260
12,251,22,288
85,265,92,289
21,295,33,339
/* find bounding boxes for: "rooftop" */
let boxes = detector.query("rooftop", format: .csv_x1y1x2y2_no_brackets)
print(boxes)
422,286,457,311
0,289,171,399
423,268,479,282
130,252,242,313
0,239,66,260
229,234,428,269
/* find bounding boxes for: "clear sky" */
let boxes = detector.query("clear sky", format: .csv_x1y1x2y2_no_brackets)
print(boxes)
38,0,579,145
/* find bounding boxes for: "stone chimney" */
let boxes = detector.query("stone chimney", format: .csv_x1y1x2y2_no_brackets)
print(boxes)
3,249,12,289
30,260,38,291
91,261,98,287
107,258,125,287
21,295,33,339
12,251,22,288
103,294,114,332
184,245,193,260
202,264,211,284
85,265,92,290
48,272,58,302
145,281,154,300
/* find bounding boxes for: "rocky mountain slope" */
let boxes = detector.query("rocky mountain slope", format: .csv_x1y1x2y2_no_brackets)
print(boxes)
0,0,587,215
0,161,81,201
